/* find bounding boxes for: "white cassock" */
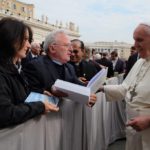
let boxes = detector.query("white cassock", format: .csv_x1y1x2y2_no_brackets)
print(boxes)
104,58,150,150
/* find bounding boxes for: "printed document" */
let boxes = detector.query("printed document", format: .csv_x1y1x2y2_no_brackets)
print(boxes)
25,92,59,106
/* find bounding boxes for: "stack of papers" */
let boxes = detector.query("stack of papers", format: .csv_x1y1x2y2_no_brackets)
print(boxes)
54,68,107,104
54,80,91,104
87,68,107,93
25,92,59,106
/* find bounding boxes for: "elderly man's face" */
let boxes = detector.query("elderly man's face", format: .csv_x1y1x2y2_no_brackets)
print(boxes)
31,43,41,55
50,33,72,63
133,25,150,59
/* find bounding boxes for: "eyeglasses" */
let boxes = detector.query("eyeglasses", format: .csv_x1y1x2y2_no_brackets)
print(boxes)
72,50,79,54
52,43,72,48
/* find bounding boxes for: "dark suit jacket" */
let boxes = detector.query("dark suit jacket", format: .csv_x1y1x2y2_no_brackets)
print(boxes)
21,52,39,68
124,53,138,78
23,55,82,93
114,58,125,74
96,58,114,78
69,60,100,81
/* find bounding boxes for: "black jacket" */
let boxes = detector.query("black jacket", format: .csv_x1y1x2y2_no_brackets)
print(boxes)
21,51,39,68
113,58,125,74
0,64,45,128
69,60,100,81
23,55,83,93
96,58,114,78
124,53,139,78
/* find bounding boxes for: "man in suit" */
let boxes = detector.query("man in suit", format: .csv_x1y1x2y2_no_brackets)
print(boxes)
110,50,125,74
96,52,114,78
21,42,41,68
124,52,139,78
23,30,96,106
69,39,100,82
124,46,139,78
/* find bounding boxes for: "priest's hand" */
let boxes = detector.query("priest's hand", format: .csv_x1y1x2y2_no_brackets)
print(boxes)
87,94,97,107
126,116,150,131
78,77,88,85
43,90,53,96
51,85,68,97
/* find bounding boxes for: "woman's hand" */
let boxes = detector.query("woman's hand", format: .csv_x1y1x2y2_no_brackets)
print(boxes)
43,100,59,113
87,94,97,107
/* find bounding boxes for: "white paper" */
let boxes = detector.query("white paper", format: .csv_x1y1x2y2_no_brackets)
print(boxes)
87,68,107,93
25,92,59,106
53,68,107,104
54,80,90,104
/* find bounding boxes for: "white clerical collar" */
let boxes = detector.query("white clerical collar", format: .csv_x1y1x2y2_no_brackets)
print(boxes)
52,59,63,65
75,60,82,66
31,52,38,58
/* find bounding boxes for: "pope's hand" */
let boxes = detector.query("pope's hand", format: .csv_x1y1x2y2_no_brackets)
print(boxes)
126,116,150,131
96,86,104,93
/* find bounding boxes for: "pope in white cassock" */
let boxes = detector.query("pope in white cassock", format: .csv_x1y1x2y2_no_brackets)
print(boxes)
101,23,150,150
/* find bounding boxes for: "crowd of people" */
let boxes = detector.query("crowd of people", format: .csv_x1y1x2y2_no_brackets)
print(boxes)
0,16,150,150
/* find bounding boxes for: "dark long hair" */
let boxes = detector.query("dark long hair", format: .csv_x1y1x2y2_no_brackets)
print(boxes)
0,17,33,70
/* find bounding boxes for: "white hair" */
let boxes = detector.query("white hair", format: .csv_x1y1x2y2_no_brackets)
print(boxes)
140,22,150,27
93,53,101,60
138,22,150,35
31,42,40,49
43,29,68,52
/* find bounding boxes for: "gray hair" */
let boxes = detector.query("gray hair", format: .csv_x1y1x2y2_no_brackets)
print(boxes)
31,42,40,49
138,22,150,35
43,29,68,52
140,22,150,27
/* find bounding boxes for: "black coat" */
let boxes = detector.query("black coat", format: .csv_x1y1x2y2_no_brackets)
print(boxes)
114,58,125,74
21,51,39,68
23,55,83,93
124,53,139,78
0,64,45,128
96,58,114,78
69,60,100,81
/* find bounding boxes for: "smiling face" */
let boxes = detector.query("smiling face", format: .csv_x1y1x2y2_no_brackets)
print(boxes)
70,40,84,63
133,24,150,59
49,32,72,64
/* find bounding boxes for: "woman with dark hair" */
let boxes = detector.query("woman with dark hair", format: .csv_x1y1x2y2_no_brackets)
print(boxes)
0,17,59,128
